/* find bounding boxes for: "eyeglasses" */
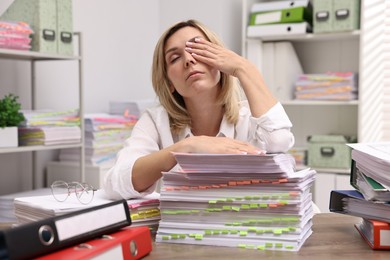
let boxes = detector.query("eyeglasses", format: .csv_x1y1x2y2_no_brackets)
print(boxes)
51,180,97,205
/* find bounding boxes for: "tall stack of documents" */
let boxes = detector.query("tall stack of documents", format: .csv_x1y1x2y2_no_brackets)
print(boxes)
329,142,390,250
18,109,81,146
247,0,312,37
294,72,358,101
156,153,316,251
58,113,137,169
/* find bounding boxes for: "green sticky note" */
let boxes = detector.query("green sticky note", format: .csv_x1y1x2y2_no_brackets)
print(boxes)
275,243,283,248
257,245,265,250
265,242,273,248
162,236,170,240
239,231,248,236
204,230,212,235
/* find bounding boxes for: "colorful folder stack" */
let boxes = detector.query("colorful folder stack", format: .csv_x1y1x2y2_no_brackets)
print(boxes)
329,142,390,250
18,108,81,146
156,152,316,251
0,20,33,50
247,0,313,37
294,72,358,101
58,113,137,169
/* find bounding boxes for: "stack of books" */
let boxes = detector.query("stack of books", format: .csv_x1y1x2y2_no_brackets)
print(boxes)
0,20,33,50
294,72,358,101
247,0,312,38
18,109,81,146
329,142,390,250
156,152,316,251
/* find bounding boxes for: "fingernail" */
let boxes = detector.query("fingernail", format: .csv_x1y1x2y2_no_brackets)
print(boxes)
186,41,193,46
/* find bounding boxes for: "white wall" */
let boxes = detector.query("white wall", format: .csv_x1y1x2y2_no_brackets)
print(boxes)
0,0,243,194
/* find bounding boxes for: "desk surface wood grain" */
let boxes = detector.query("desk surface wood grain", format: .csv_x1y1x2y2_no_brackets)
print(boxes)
144,213,390,259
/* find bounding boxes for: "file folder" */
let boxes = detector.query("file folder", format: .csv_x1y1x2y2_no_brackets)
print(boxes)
247,22,311,38
35,226,153,260
251,0,311,13
329,190,390,223
0,200,131,260
250,6,312,26
354,219,390,250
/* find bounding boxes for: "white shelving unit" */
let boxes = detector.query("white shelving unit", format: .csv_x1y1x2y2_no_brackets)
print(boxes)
0,33,85,189
242,0,390,212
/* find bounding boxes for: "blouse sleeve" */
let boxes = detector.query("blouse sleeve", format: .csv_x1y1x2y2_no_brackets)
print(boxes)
249,102,295,153
103,111,161,200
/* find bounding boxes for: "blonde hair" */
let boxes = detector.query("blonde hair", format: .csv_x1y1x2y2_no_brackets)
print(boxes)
151,19,240,134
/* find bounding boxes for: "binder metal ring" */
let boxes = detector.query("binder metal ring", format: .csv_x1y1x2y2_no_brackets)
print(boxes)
38,225,55,246
130,240,138,256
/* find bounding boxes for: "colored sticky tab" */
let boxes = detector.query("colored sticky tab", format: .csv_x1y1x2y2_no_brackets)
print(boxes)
204,230,212,235
273,229,283,235
239,231,248,236
232,206,241,212
195,234,203,240
257,245,265,250
230,230,239,234
275,243,283,248
259,203,268,208
265,242,273,248
285,245,294,249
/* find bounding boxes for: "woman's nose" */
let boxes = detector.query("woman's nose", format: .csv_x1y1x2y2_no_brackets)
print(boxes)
185,51,196,67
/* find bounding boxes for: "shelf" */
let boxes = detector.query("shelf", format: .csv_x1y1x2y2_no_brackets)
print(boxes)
296,164,350,175
0,143,83,154
0,48,81,61
282,100,359,106
247,30,360,42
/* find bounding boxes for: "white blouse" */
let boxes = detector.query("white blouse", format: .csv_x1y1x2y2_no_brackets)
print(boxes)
103,101,295,199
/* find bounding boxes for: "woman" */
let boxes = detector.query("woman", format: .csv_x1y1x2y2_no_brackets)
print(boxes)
103,20,295,199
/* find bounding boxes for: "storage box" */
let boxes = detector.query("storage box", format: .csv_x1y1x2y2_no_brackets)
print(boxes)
313,0,360,33
313,0,333,33
307,135,356,169
332,0,360,32
1,0,74,55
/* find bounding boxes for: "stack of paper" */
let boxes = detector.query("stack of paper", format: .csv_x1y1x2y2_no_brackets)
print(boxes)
156,153,316,251
294,72,358,101
59,113,137,169
329,142,390,249
247,0,312,37
18,109,81,146
0,188,51,224
13,190,161,231
128,192,161,235
0,20,33,50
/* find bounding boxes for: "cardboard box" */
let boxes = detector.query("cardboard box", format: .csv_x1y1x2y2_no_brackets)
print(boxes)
1,0,73,55
307,135,356,169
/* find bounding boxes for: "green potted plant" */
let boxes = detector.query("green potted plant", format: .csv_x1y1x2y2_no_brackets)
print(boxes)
0,93,25,148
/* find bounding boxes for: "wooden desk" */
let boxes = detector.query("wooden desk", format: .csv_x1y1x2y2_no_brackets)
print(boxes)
145,213,389,259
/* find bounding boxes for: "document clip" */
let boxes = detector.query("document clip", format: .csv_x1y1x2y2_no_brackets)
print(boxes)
316,11,329,22
38,225,55,246
42,29,55,41
335,9,350,20
61,32,73,43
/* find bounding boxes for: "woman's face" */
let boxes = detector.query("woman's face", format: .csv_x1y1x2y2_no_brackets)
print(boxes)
164,26,221,99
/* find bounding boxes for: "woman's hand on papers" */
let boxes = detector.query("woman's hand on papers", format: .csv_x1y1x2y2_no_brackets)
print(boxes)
178,136,266,155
